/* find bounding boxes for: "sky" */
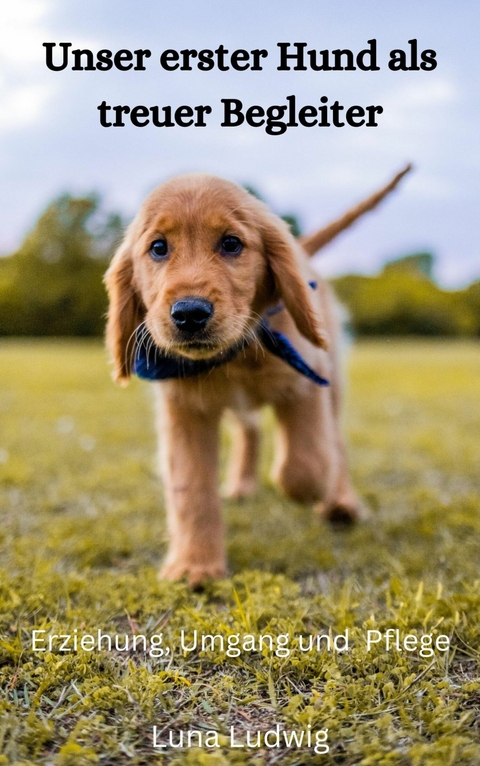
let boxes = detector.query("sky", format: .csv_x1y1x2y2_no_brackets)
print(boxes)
0,0,479,286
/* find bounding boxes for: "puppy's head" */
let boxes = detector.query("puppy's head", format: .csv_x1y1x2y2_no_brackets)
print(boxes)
105,174,327,384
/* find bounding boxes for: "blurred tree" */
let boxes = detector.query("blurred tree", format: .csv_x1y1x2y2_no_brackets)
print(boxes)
0,195,124,336
383,252,434,279
281,214,302,237
464,280,480,336
1,194,479,338
333,254,479,337
243,184,264,200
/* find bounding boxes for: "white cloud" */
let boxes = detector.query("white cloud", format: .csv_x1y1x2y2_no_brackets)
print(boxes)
381,76,457,127
0,77,51,130
0,1,55,132
0,1,51,67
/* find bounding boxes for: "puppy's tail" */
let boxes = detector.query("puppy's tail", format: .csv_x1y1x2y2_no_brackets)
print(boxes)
299,163,413,257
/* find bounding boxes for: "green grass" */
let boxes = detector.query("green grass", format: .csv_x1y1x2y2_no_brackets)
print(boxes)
0,339,479,765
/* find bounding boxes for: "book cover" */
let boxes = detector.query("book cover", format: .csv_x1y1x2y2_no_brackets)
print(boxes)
0,2,479,763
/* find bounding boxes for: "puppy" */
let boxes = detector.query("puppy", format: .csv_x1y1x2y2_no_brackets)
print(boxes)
105,166,411,585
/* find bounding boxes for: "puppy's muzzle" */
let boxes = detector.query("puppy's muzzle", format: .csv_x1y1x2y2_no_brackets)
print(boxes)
170,298,214,335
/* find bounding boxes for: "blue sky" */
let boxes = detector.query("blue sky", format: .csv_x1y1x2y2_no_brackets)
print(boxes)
1,0,479,285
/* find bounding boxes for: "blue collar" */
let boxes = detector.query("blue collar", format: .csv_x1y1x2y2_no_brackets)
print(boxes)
133,318,329,387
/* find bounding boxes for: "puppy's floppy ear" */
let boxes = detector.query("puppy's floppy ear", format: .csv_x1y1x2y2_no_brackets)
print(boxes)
261,214,329,349
104,235,144,385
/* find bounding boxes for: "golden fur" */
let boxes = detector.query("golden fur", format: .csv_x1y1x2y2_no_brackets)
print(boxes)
105,167,410,585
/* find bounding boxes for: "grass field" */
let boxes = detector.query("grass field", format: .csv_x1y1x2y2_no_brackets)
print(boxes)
0,339,479,765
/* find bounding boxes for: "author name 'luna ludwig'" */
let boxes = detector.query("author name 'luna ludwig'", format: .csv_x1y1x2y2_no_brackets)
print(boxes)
152,725,329,754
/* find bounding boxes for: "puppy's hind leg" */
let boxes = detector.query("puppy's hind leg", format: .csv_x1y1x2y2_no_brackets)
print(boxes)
316,426,370,525
223,409,260,499
272,385,368,524
272,388,338,506
316,318,370,525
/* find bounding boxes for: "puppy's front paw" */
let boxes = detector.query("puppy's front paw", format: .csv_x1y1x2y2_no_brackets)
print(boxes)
159,556,226,586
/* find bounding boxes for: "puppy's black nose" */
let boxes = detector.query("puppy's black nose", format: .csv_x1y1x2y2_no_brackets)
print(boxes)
170,298,214,333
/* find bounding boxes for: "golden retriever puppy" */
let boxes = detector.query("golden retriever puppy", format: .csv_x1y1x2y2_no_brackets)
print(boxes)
105,166,411,585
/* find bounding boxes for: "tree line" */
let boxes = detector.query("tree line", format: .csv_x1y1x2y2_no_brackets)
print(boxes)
0,193,478,337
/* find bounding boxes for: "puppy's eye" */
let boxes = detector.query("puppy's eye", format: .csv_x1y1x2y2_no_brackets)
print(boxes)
149,239,168,260
220,236,243,256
